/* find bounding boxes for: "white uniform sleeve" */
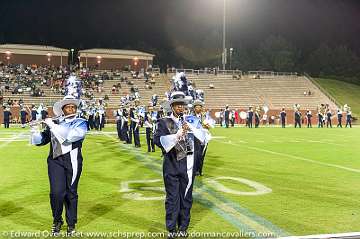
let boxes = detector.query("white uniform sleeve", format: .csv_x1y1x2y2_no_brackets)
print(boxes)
160,128,183,153
31,132,43,145
50,120,87,144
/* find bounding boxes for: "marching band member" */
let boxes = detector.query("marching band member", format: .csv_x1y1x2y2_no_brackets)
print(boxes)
115,106,123,140
30,95,88,236
326,108,332,128
144,104,156,152
294,105,302,128
192,99,211,176
280,107,286,128
337,109,343,128
87,105,95,130
20,105,28,128
121,108,130,143
318,106,324,128
346,107,352,128
154,91,206,238
3,106,12,128
306,109,312,128
129,105,141,147
255,107,260,128
31,104,37,121
247,106,254,128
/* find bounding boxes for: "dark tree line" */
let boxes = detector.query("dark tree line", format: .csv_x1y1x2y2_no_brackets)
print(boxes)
151,35,360,86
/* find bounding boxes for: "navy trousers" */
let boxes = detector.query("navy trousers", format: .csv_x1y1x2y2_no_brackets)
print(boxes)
47,155,82,226
163,156,194,232
146,128,155,152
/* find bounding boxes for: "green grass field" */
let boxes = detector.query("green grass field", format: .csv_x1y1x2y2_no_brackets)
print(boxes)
314,78,360,117
0,125,359,238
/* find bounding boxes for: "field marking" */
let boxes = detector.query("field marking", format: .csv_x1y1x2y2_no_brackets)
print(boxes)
215,139,360,174
279,231,360,239
0,133,26,149
101,133,288,237
307,140,345,147
205,176,272,196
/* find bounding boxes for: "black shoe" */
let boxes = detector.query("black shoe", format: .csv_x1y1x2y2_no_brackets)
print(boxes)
51,221,63,236
195,171,200,176
178,230,188,238
67,225,76,236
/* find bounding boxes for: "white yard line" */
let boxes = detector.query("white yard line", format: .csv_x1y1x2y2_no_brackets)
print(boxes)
0,133,26,149
214,139,360,174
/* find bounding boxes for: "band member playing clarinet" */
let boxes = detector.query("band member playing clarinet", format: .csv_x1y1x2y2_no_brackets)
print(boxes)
154,91,205,238
30,95,88,236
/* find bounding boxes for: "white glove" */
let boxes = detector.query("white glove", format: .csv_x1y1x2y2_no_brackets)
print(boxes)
175,128,184,140
30,126,39,134
44,118,55,128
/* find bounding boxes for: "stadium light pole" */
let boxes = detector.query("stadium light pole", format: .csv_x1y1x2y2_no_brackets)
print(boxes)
47,53,52,66
222,0,227,71
5,51,11,65
229,48,233,70
70,48,74,65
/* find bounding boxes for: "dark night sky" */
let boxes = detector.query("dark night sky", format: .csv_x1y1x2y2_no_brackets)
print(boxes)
1,0,360,58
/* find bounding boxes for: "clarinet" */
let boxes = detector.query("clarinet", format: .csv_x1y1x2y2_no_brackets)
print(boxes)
178,113,192,154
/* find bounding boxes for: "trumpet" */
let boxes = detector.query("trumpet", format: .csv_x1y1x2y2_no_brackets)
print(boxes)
28,114,77,127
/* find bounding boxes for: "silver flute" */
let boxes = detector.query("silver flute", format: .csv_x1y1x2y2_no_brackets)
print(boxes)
28,114,77,127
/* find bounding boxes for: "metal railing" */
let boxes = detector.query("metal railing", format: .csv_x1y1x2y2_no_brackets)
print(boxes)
167,68,242,75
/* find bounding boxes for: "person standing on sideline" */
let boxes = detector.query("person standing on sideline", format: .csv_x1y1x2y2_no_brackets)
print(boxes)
346,108,352,128
337,109,343,128
306,109,312,128
3,106,11,128
247,106,254,128
224,105,230,128
280,107,286,128
294,109,302,128
20,105,28,128
326,109,332,128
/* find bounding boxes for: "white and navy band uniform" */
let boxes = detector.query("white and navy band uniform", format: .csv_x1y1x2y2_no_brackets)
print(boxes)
306,110,312,128
318,111,324,128
31,107,37,121
337,110,343,128
20,107,28,127
326,110,332,128
294,110,302,128
31,116,88,228
346,110,352,128
115,108,123,140
154,113,205,233
94,106,105,131
144,110,156,152
255,110,260,128
120,108,130,143
247,108,253,128
87,107,96,130
280,109,286,128
192,110,207,176
224,107,230,128
3,108,11,128
129,107,141,147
